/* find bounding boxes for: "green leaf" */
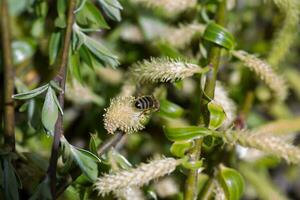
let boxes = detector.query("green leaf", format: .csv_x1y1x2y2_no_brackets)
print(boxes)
74,0,87,13
208,101,226,130
181,157,203,170
49,80,63,93
68,50,82,82
79,45,94,69
163,126,214,141
48,32,61,65
170,141,193,157
12,84,49,100
217,165,245,200
109,150,132,170
57,0,67,17
41,87,59,135
89,133,102,155
203,22,236,50
70,145,101,181
31,18,45,38
96,0,123,21
76,1,109,29
159,99,184,118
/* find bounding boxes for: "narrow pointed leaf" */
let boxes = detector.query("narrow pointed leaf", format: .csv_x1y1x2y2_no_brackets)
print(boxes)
96,0,123,21
170,141,193,157
51,88,63,115
48,32,61,65
12,84,49,100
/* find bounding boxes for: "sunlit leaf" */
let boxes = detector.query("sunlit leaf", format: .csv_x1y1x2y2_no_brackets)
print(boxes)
96,0,123,21
163,126,214,141
203,22,235,50
208,101,226,130
217,165,245,200
12,40,36,65
12,84,49,100
41,87,58,135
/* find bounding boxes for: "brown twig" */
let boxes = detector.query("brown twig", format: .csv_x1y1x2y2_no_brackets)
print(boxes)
55,131,124,198
46,0,76,198
1,0,15,152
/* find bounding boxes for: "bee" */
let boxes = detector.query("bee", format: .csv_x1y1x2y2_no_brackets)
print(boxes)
134,95,160,113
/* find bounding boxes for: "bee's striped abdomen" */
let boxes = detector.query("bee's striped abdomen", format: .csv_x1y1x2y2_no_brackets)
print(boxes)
134,95,159,110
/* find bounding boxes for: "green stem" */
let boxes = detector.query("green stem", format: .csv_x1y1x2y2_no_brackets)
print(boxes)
184,1,227,200
47,0,76,198
1,0,15,152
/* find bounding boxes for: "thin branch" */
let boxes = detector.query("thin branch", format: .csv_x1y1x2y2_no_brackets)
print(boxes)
1,0,15,152
47,0,76,198
55,131,124,198
184,1,227,200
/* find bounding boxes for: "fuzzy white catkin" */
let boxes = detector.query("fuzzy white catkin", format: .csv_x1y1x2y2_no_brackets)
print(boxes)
131,0,197,14
214,82,237,129
103,96,147,134
236,131,300,164
232,50,287,101
94,157,180,195
268,0,299,67
131,57,203,83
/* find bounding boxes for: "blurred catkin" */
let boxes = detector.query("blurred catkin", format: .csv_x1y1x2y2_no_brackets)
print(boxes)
94,157,181,195
103,96,148,134
214,180,226,200
254,117,300,136
131,57,206,83
214,82,237,129
268,0,299,67
232,50,287,101
131,0,197,14
231,131,300,164
160,23,206,49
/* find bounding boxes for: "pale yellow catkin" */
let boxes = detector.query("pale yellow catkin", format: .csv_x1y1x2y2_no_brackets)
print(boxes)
131,0,197,14
94,157,181,195
254,117,300,136
103,96,147,134
268,0,299,67
235,131,300,164
232,50,287,101
131,57,204,83
214,82,237,129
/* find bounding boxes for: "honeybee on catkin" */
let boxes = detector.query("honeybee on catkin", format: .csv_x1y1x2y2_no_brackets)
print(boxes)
134,95,160,113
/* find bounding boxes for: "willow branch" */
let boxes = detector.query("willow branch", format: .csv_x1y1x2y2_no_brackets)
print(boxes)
1,0,15,152
184,1,227,200
47,0,76,198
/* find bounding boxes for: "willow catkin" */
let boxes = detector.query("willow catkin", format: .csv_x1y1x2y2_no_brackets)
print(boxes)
232,50,287,101
131,0,197,14
268,0,299,67
214,180,226,200
130,57,205,83
160,23,206,49
103,96,148,134
254,117,300,136
94,157,181,195
214,82,237,129
234,131,300,164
